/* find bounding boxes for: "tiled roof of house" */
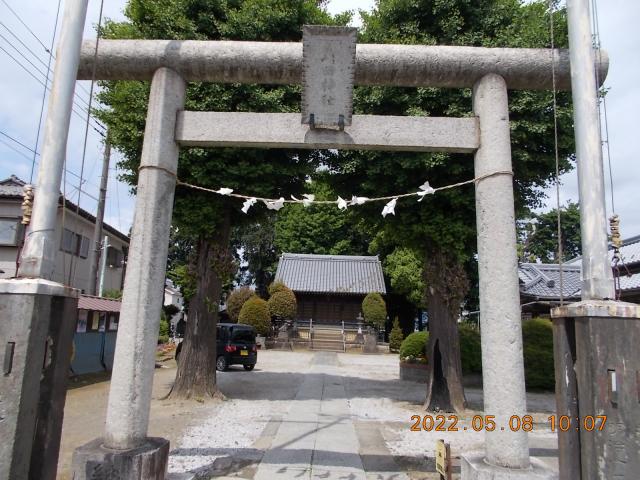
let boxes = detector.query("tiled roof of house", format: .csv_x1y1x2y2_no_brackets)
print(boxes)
519,263,582,300
78,294,121,313
0,175,25,197
0,175,129,243
275,253,386,295
566,234,640,268
520,235,640,299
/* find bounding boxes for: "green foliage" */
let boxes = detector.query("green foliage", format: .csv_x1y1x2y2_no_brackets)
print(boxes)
362,292,387,329
238,297,271,336
163,304,180,318
226,287,256,322
383,248,425,306
158,310,170,344
167,264,196,304
518,202,581,262
389,317,404,353
274,177,370,256
232,215,277,298
399,331,429,364
103,289,122,300
522,317,555,390
459,323,482,374
267,286,297,320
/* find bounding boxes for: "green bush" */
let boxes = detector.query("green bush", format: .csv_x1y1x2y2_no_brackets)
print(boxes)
389,317,404,353
158,310,170,344
227,287,256,322
399,331,429,364
522,318,555,390
362,292,387,329
238,297,272,336
459,324,482,374
268,288,297,320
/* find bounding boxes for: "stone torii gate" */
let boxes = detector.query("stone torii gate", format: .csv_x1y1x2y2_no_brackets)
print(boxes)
2,0,637,479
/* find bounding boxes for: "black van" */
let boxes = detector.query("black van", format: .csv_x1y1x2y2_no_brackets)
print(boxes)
175,322,258,371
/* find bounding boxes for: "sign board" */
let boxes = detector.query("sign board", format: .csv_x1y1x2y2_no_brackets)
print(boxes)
302,25,357,129
435,439,451,478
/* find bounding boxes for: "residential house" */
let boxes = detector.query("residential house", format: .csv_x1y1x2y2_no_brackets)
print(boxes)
519,234,640,318
0,175,128,293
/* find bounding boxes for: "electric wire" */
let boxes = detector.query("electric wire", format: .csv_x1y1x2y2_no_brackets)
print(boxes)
548,0,564,305
0,44,106,135
70,0,105,286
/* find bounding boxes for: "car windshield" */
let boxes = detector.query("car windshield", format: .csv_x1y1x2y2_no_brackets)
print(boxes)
231,328,255,343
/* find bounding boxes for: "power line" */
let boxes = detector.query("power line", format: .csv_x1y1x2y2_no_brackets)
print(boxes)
0,45,105,133
0,27,94,112
1,0,52,54
0,46,105,135
0,130,99,188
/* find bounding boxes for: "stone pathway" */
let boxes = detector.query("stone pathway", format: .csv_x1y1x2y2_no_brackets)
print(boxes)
253,352,407,480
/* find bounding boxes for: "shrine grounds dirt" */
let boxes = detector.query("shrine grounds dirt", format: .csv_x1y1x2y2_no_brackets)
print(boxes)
57,349,558,479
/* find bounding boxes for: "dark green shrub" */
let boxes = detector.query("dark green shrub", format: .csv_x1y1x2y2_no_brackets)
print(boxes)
522,318,555,390
238,297,271,336
268,288,297,320
399,331,429,364
389,317,404,353
362,292,387,329
227,287,256,322
459,323,482,374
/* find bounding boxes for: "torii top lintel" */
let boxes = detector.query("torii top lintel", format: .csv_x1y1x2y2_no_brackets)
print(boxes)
77,39,608,91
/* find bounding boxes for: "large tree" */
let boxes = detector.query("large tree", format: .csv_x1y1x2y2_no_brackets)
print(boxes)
518,202,581,263
97,0,344,399
323,0,574,411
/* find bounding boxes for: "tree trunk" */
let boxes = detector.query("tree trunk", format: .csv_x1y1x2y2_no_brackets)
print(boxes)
423,250,468,412
169,212,231,399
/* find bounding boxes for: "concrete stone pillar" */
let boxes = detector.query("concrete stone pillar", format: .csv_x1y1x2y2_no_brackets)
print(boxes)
73,67,185,479
104,67,186,449
462,73,535,478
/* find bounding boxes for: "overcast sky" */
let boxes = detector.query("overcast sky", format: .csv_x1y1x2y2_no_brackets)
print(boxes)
1,0,638,241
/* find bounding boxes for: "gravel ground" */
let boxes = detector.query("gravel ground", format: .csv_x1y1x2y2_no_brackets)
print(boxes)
59,349,559,479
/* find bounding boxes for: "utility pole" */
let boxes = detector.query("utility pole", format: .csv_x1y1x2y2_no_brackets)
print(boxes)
18,0,89,279
89,138,111,295
566,0,614,300
97,235,109,297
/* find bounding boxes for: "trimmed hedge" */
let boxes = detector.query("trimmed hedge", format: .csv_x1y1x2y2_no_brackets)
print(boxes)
399,331,429,364
459,324,482,374
362,292,387,329
268,281,289,296
238,297,271,336
389,318,404,353
522,318,555,390
227,287,256,322
268,288,297,320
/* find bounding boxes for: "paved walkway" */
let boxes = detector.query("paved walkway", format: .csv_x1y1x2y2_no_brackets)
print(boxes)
253,352,407,480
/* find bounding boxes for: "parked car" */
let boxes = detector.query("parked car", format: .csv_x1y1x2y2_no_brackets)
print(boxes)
175,322,258,372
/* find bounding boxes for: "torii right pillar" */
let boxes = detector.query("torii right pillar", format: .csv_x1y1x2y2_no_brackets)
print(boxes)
550,1,640,479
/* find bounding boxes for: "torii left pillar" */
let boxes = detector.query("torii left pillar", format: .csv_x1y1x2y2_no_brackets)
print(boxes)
72,67,185,479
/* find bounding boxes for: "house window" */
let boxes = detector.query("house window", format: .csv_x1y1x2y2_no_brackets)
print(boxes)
61,229,91,258
107,246,124,268
78,235,90,259
108,313,119,331
0,218,22,246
